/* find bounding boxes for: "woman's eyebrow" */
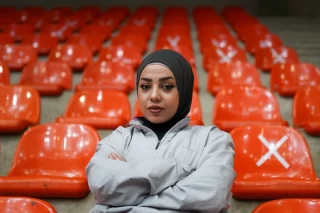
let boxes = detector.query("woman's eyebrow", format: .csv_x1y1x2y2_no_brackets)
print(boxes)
140,76,174,82
159,76,174,81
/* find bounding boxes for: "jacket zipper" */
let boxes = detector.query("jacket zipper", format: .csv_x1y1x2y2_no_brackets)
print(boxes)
155,141,160,150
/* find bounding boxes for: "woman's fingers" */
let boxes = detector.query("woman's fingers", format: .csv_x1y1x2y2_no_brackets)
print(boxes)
108,153,116,160
108,152,126,162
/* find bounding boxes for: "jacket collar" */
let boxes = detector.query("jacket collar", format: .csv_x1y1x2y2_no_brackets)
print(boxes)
128,117,190,140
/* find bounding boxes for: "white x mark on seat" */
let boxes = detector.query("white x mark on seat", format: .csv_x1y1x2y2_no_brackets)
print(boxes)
259,39,273,48
216,49,238,63
271,48,288,64
256,134,290,169
133,19,146,26
167,36,180,47
51,25,68,39
211,39,227,48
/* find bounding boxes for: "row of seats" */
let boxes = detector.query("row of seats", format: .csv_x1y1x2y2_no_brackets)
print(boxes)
1,84,319,135
1,58,319,98
1,7,319,98
194,6,320,99
0,196,319,213
0,124,319,201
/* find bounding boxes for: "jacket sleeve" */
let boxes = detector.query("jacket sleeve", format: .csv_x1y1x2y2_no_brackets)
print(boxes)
138,128,236,213
86,127,190,206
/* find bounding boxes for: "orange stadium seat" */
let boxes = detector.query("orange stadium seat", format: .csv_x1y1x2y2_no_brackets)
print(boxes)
293,86,320,136
0,197,57,213
19,61,72,96
231,125,320,199
75,61,135,94
213,86,288,132
56,90,131,129
0,123,100,198
0,85,40,133
252,199,320,213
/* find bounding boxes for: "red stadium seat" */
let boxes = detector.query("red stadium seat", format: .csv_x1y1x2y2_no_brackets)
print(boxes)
0,44,37,70
0,123,100,198
21,33,58,55
19,61,72,96
213,86,288,132
49,44,92,70
0,85,40,133
293,86,320,136
256,46,299,71
231,125,320,199
252,199,320,213
245,33,282,55
0,197,57,213
0,62,9,85
98,45,142,70
207,62,263,96
75,61,135,94
56,90,131,129
271,63,320,96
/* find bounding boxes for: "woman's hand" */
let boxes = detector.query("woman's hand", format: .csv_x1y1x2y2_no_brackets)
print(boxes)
108,152,126,162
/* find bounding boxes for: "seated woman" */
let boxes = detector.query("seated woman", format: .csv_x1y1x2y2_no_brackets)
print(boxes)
86,49,236,213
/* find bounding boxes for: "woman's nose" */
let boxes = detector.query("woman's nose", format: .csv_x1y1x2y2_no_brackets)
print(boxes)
150,87,161,102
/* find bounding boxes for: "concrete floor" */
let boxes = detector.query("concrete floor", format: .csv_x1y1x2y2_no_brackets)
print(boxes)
0,14,320,213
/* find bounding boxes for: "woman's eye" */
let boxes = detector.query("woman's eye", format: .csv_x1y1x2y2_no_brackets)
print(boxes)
140,84,150,90
162,85,174,90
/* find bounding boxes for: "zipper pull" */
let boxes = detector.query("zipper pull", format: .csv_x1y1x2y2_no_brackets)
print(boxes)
155,141,160,150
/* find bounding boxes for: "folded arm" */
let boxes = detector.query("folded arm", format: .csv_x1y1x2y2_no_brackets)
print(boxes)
86,127,189,206
139,128,236,213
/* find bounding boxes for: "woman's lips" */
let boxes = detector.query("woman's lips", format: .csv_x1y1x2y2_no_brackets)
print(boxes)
148,106,163,113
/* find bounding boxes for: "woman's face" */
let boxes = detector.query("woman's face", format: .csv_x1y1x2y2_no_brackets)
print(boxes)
138,63,179,124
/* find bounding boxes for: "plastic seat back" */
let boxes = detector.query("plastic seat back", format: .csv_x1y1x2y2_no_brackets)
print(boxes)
57,90,131,129
0,85,40,132
75,61,135,94
42,23,73,41
3,23,35,41
271,63,320,96
80,24,113,41
8,123,99,178
98,45,142,70
207,62,262,95
231,125,316,181
213,86,287,131
231,125,319,199
49,44,92,70
19,61,72,95
252,199,320,213
256,46,300,71
246,33,282,55
0,62,9,84
0,197,57,213
155,34,192,51
0,44,37,70
203,46,247,71
200,34,238,54
236,23,269,42
0,33,14,45
67,34,103,54
21,33,58,55
111,34,147,54
118,25,151,41
293,86,320,135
